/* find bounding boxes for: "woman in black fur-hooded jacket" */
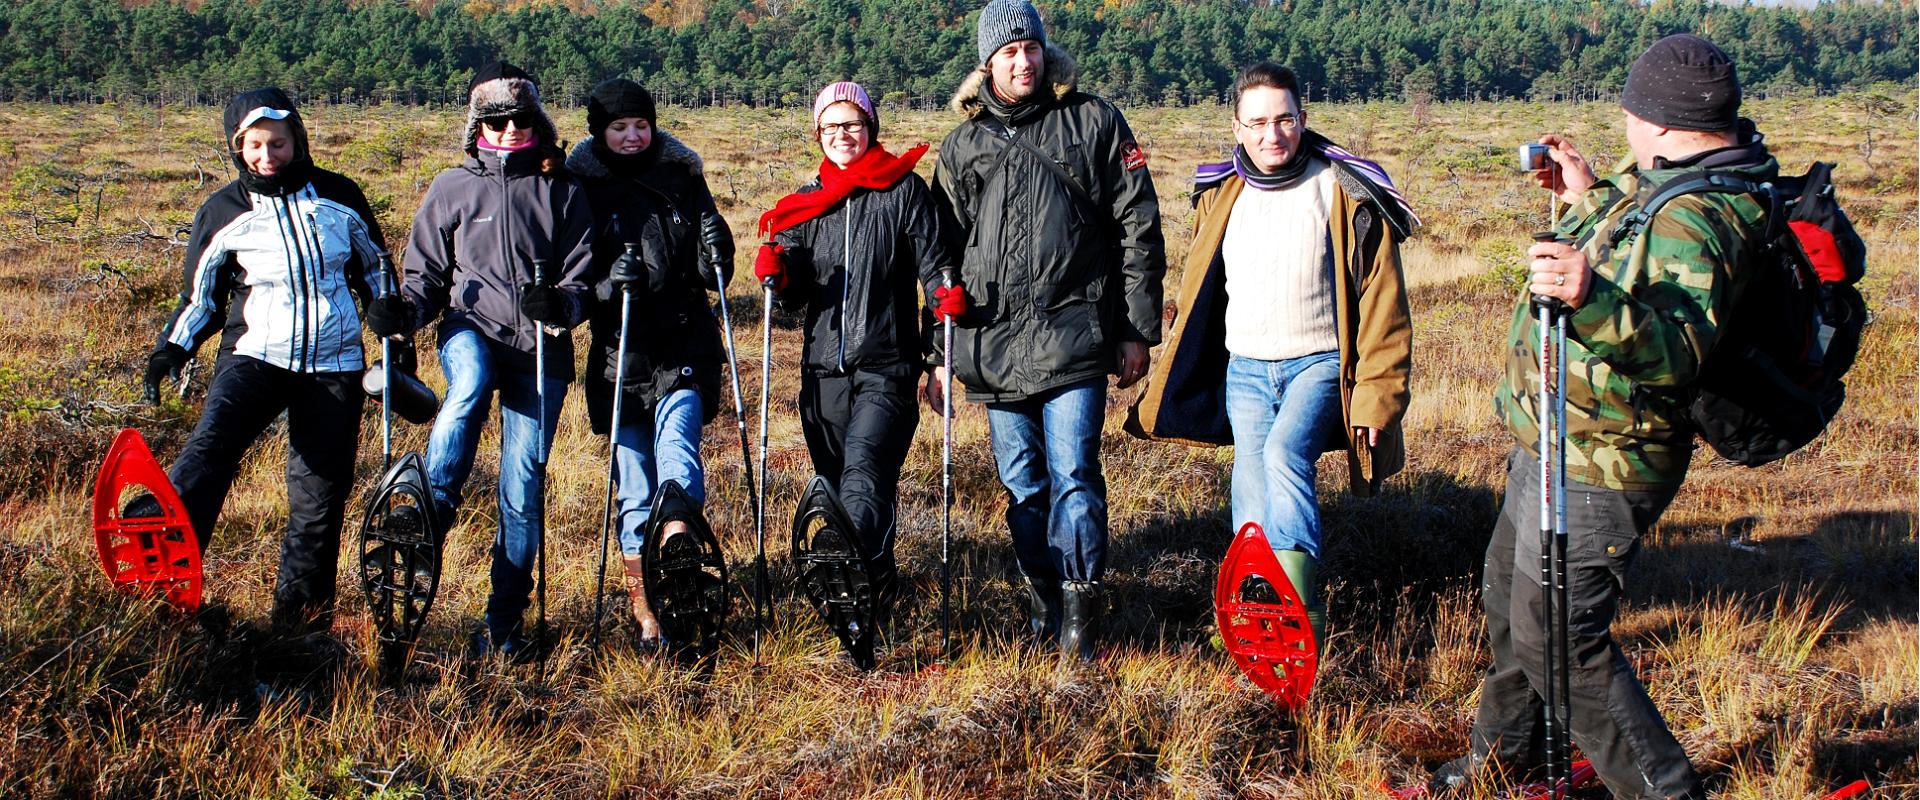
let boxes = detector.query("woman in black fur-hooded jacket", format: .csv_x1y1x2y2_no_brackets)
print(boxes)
566,78,735,644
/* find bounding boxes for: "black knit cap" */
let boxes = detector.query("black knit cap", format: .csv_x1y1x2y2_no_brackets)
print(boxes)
586,79,657,139
1620,33,1741,132
469,60,533,96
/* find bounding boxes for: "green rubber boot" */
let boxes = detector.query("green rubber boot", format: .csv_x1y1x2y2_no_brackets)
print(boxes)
1274,549,1324,647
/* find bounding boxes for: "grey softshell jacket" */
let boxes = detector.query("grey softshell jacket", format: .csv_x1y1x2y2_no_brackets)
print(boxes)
400,148,596,381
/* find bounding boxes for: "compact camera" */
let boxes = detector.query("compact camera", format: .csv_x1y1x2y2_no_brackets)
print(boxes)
1519,143,1552,172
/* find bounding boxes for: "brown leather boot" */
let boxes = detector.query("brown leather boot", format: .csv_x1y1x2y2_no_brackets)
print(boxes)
622,555,663,646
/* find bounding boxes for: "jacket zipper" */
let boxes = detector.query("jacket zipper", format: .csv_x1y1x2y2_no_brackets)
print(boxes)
839,194,852,373
497,152,524,349
304,206,336,370
279,193,314,371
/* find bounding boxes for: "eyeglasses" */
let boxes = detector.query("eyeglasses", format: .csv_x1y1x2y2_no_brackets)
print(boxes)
1236,114,1301,132
819,120,867,137
481,112,537,132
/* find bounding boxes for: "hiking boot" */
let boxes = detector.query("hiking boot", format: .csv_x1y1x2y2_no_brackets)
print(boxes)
473,618,540,665
622,554,664,649
1025,577,1062,646
121,492,163,519
1239,574,1280,604
1059,580,1101,661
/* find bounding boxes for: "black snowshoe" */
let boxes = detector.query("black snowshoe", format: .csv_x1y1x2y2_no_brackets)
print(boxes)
792,476,879,670
357,453,443,683
641,480,729,669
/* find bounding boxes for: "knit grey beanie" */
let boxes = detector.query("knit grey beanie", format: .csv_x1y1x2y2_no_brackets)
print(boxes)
977,0,1047,64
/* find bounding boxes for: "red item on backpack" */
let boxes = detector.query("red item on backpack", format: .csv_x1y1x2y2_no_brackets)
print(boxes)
933,284,968,321
1789,219,1848,283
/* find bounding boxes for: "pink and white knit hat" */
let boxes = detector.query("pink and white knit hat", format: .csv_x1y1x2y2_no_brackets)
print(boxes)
812,81,877,131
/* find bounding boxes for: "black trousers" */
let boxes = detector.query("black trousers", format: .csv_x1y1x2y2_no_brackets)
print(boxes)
168,354,363,626
1469,447,1702,800
798,368,919,589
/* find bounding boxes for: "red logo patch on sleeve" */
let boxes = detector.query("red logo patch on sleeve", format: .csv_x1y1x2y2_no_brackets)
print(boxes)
1120,142,1148,171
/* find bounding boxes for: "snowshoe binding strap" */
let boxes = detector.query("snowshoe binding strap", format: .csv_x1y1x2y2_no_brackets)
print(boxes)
1214,522,1317,709
92,427,203,613
358,451,443,683
642,480,729,670
791,476,878,670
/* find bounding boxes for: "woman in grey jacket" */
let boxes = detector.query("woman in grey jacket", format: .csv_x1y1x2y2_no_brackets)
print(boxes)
754,81,955,667
365,61,596,659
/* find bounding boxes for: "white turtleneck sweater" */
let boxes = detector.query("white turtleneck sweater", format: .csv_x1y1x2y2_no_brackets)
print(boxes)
1220,158,1340,362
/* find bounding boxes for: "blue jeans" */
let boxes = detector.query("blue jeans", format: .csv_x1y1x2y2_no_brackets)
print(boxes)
614,388,706,555
986,379,1108,583
426,325,567,638
1225,351,1344,558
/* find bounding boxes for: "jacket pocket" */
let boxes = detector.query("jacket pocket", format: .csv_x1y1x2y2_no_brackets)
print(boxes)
1035,299,1103,376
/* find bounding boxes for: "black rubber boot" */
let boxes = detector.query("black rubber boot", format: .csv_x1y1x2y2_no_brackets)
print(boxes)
1025,577,1062,646
1059,580,1101,661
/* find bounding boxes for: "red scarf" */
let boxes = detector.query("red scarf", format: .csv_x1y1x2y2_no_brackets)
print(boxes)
758,143,929,237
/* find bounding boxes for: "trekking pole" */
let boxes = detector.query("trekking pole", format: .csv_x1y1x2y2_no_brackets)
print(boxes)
377,250,397,472
532,257,552,670
752,276,776,663
1531,231,1573,799
713,252,767,666
591,236,638,654
938,267,956,663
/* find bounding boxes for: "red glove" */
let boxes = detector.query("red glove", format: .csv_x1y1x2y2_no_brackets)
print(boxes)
933,284,968,322
753,242,787,291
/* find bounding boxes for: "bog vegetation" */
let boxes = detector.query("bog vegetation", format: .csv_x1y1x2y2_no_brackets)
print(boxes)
0,89,1914,797
0,0,1913,106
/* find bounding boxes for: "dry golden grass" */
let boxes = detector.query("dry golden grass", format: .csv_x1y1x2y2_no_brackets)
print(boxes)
0,89,1913,798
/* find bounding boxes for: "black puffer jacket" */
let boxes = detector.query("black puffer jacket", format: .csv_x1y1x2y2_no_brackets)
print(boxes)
772,170,951,378
930,46,1166,403
567,133,733,432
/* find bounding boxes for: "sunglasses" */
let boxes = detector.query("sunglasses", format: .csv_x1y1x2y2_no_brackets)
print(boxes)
481,112,538,132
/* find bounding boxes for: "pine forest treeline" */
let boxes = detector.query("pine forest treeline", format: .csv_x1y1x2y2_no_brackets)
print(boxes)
0,0,1911,107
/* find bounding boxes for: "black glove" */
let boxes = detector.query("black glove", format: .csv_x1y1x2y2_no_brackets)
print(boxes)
700,214,731,280
520,284,570,326
365,294,412,338
142,343,188,405
609,247,644,289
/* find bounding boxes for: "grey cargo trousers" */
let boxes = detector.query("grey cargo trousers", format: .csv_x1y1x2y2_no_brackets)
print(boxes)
1465,446,1704,800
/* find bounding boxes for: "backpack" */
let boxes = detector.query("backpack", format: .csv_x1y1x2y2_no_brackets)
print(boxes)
1609,162,1868,467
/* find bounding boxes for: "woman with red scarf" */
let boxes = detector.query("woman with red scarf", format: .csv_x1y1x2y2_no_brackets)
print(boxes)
754,81,958,665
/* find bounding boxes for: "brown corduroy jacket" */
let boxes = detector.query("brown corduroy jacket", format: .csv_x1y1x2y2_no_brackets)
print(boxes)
1124,170,1412,496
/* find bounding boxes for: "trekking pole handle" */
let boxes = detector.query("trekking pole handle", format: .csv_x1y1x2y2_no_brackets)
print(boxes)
1528,231,1573,314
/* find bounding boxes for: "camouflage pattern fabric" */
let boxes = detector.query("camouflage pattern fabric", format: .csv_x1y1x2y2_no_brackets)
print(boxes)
1495,154,1777,490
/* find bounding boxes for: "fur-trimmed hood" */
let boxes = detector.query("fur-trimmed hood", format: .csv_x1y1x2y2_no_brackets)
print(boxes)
565,129,705,181
948,43,1079,117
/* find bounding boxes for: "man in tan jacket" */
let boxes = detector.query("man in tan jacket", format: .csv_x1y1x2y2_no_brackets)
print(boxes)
1127,62,1413,642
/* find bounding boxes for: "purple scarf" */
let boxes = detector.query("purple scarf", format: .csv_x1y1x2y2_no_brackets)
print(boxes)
1194,130,1421,239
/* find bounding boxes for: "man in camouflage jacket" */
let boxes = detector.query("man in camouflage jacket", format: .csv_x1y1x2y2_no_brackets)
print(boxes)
1435,35,1776,800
